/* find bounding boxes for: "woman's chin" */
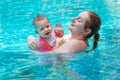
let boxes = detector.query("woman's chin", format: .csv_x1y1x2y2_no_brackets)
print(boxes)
68,25,72,29
69,25,73,30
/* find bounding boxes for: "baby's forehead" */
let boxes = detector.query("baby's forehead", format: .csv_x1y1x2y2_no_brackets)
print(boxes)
39,18,48,22
35,19,49,27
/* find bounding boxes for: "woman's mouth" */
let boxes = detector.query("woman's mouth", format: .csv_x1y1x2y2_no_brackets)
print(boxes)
71,23,75,27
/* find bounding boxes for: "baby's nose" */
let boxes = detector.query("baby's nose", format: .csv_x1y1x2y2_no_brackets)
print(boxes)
44,28,48,31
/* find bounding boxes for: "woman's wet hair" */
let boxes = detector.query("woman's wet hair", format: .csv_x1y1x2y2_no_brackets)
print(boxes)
85,11,101,52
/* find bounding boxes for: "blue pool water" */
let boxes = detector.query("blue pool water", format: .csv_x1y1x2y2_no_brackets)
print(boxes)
0,0,120,80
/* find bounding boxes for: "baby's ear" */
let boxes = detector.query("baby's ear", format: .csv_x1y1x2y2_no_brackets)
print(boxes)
35,30,38,34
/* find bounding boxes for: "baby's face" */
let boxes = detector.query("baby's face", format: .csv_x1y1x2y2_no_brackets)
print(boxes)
35,18,52,38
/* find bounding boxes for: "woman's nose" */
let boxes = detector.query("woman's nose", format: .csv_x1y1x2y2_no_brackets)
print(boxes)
72,18,76,22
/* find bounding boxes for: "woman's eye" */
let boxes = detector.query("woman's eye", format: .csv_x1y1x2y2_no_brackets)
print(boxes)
78,19,81,22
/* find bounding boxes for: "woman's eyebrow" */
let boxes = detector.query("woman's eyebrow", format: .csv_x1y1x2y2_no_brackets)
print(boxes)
78,16,82,19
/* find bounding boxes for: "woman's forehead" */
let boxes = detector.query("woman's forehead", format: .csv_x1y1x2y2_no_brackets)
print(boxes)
79,12,88,17
78,11,90,21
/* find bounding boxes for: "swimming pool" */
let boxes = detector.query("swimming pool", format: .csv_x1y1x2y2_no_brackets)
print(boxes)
0,0,120,80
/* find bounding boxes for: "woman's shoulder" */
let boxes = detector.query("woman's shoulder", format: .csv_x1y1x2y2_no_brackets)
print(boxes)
71,39,87,49
63,34,71,39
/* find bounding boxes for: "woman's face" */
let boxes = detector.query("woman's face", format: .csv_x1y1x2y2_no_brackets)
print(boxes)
69,11,90,34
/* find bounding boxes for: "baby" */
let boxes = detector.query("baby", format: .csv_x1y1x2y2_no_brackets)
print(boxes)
28,15,64,52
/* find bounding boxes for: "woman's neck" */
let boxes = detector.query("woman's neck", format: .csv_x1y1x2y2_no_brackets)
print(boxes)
71,33,86,40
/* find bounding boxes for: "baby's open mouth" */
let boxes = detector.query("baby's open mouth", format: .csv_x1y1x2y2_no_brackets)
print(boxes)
44,32,50,35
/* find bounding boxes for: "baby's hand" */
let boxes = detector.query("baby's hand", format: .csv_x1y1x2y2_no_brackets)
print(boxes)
55,23,64,36
27,35,40,51
55,23,62,28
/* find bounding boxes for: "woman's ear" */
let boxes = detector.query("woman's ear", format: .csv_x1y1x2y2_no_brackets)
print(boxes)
85,28,91,35
35,30,38,34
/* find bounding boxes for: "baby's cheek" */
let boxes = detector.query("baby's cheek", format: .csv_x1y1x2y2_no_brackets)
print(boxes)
38,31,43,36
49,28,52,32
40,30,45,34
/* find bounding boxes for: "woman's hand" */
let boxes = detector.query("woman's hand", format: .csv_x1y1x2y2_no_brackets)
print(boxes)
58,38,65,46
27,35,40,51
53,38,65,49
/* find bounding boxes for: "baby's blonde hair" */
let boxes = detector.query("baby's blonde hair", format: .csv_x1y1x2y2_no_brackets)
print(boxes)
33,15,48,27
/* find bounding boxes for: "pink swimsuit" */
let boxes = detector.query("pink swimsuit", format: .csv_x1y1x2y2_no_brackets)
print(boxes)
39,29,63,52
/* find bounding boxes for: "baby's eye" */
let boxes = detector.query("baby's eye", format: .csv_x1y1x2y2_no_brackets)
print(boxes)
46,25,49,28
40,28,44,31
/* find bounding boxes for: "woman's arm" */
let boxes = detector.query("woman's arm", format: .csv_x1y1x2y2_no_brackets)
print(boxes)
27,35,40,51
27,35,87,53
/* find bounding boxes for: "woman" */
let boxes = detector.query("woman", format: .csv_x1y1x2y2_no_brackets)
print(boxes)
27,10,101,53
